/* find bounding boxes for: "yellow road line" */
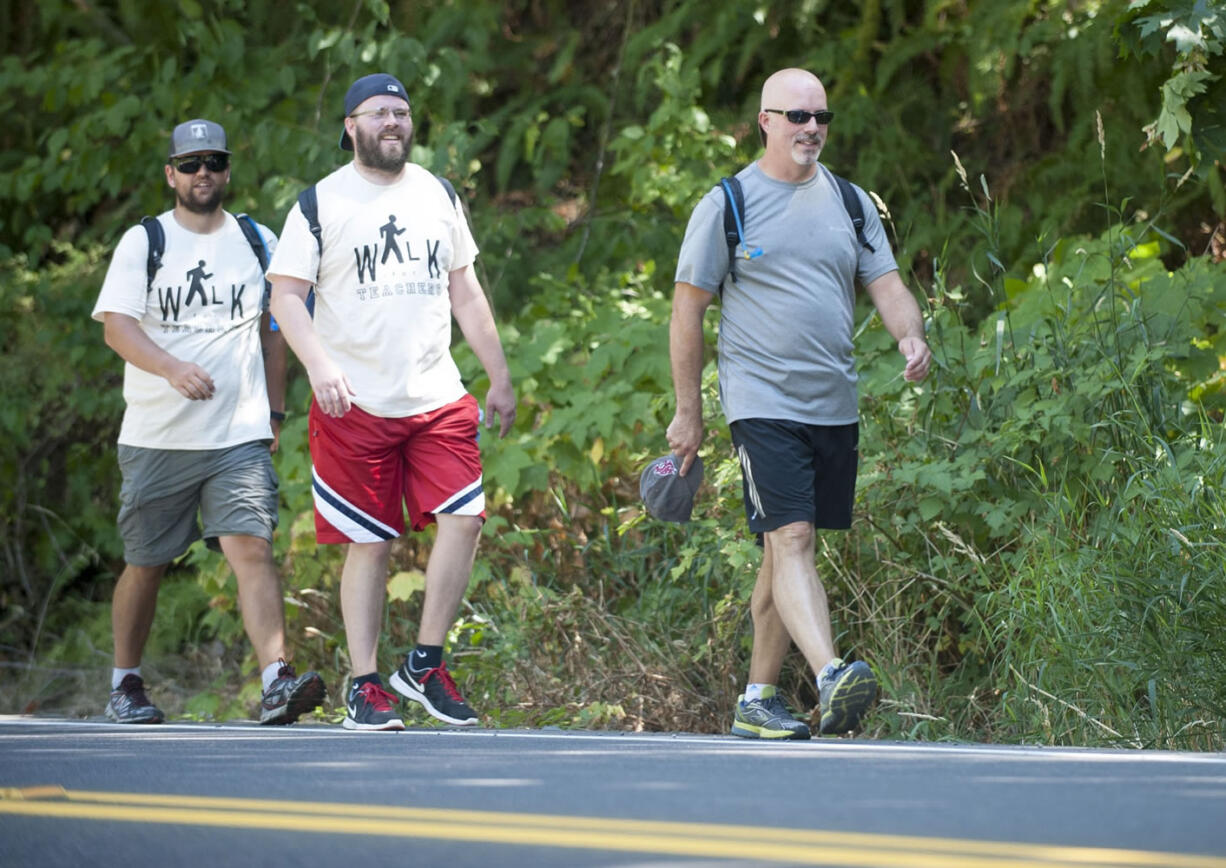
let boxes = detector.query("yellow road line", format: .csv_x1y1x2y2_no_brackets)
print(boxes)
1,786,1222,868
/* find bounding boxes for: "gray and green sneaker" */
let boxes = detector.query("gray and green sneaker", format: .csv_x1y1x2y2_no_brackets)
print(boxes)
818,658,877,735
730,692,811,740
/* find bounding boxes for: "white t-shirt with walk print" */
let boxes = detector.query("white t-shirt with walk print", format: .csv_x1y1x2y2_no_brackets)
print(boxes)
93,211,277,450
267,161,477,419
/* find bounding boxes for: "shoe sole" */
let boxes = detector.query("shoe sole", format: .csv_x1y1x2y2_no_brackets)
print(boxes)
389,670,478,726
730,721,810,740
341,715,406,732
105,705,164,725
259,673,327,726
820,665,878,735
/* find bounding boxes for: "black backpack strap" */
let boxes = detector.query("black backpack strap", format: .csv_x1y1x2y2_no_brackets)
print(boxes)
718,174,763,288
832,172,875,254
235,213,271,305
719,176,742,284
436,174,457,207
140,216,165,292
297,185,322,256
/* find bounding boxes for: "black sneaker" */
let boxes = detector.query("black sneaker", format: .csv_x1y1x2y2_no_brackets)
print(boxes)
105,674,165,724
342,681,405,731
390,659,479,726
730,693,811,740
259,660,326,725
818,658,878,735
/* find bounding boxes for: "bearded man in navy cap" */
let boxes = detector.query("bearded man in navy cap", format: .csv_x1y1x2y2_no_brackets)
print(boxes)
268,74,516,731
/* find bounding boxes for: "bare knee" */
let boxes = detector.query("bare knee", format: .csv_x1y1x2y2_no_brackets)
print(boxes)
119,563,168,589
765,521,815,554
436,514,483,544
219,535,273,564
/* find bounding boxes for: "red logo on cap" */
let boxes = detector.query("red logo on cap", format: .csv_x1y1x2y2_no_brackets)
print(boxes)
654,458,678,477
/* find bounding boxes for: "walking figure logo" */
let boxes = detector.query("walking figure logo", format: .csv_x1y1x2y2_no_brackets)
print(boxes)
380,215,405,264
185,260,212,307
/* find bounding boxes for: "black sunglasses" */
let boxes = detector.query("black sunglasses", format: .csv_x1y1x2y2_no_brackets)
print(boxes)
764,108,835,125
173,153,230,174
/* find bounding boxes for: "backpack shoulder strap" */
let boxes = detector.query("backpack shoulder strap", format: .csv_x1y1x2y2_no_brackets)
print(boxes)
718,173,763,288
719,176,743,284
832,172,875,254
297,185,322,256
235,213,271,305
140,216,165,292
234,213,270,271
435,174,457,207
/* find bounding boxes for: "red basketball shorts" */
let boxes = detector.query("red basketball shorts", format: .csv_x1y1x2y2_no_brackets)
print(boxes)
309,393,484,543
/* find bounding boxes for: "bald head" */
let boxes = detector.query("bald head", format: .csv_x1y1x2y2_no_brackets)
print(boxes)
760,68,825,112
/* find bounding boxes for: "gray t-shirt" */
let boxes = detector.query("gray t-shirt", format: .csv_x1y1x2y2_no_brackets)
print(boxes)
674,162,898,425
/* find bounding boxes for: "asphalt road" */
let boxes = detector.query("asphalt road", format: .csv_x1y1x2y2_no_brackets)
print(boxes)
2,716,1225,867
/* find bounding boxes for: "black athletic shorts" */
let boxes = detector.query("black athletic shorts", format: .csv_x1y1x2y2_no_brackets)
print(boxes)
728,419,859,535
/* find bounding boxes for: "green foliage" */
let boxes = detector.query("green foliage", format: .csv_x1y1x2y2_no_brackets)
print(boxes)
844,159,1226,747
0,244,121,660
1119,0,1226,172
4,1,1225,747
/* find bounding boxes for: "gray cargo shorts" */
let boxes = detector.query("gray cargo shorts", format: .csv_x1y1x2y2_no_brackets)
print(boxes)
116,440,278,566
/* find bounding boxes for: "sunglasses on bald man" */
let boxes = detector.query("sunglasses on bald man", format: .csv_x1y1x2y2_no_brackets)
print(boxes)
764,108,834,125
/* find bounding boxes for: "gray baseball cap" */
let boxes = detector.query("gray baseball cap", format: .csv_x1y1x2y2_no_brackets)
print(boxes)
169,119,231,158
640,453,704,523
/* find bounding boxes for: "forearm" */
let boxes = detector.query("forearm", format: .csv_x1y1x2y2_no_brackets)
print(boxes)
260,316,288,413
269,281,331,374
669,285,711,417
867,272,925,342
103,314,184,379
456,301,511,388
449,267,511,388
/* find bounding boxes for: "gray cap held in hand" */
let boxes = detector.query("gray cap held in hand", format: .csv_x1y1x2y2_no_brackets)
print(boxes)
640,453,703,523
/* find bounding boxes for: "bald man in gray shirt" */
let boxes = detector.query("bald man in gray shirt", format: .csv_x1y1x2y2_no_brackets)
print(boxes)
667,67,931,740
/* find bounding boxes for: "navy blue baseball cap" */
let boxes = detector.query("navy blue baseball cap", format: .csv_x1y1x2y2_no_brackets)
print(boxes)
340,73,410,150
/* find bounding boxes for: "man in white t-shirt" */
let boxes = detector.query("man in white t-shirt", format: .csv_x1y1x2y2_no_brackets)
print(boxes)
93,119,326,726
268,74,516,731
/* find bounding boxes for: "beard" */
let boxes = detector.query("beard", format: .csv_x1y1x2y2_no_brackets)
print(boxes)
177,181,225,214
790,135,824,167
354,124,412,174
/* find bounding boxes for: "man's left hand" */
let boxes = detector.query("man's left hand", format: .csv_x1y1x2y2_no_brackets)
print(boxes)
485,381,517,438
899,336,931,382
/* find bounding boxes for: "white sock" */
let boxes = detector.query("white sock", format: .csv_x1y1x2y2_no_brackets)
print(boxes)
745,683,776,702
261,660,284,693
112,667,140,690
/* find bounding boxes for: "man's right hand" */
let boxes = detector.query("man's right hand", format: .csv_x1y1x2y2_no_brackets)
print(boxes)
666,411,704,477
308,358,356,418
166,360,215,401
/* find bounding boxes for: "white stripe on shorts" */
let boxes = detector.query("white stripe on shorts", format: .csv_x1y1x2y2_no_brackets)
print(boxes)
736,444,766,521
312,467,399,543
433,476,485,517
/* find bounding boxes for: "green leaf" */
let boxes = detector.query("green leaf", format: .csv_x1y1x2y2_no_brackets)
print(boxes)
387,570,425,603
